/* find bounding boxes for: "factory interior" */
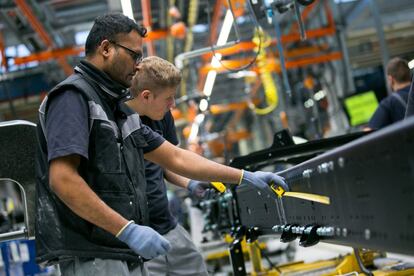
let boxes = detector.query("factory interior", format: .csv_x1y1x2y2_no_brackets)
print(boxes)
0,0,414,275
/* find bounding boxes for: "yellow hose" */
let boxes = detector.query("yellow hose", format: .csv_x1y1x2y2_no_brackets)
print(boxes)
180,0,198,97
252,28,278,115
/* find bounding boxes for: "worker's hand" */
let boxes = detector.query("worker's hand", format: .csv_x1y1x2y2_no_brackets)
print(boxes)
187,180,211,199
241,170,289,193
117,222,171,259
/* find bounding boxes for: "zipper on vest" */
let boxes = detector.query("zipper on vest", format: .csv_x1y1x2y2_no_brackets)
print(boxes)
117,142,123,171
119,142,141,223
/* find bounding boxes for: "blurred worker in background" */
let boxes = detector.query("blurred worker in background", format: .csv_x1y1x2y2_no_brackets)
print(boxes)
36,13,288,275
368,57,412,129
404,73,414,118
127,56,209,275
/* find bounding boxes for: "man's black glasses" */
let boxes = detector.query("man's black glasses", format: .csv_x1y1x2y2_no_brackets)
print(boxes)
110,41,143,64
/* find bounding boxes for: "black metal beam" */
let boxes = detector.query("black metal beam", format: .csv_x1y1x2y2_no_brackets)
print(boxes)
236,117,414,255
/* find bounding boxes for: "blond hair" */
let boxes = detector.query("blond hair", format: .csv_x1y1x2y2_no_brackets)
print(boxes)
132,56,181,97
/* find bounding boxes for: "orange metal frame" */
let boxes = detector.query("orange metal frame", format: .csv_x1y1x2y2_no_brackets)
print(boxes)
11,0,170,70
13,46,84,65
210,101,250,115
210,0,224,45
199,51,342,75
14,0,73,75
11,29,170,67
197,0,225,93
0,30,7,70
144,30,169,41
198,0,337,75
198,28,336,60
141,0,155,55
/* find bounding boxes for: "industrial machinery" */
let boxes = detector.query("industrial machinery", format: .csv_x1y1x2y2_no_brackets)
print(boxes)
0,120,36,242
198,118,414,275
0,121,49,276
2,118,414,275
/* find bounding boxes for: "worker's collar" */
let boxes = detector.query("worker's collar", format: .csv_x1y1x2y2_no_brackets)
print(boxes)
75,60,130,102
394,83,411,92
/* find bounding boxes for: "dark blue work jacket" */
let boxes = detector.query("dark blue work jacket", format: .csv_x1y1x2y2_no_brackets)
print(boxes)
35,69,148,265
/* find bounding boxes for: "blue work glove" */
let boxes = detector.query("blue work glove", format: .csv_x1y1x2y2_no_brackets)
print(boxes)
117,222,171,259
241,170,289,193
187,180,212,199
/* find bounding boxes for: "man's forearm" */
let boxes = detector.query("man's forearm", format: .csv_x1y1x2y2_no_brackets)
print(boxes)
164,169,190,189
49,156,128,235
145,141,242,184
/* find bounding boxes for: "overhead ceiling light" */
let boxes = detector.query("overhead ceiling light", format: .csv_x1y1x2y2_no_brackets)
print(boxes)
217,10,234,46
199,99,209,112
203,71,217,96
211,54,222,68
228,70,257,79
192,24,208,33
188,114,205,142
304,99,314,108
120,0,134,20
202,9,234,96
313,90,326,101
409,59,414,69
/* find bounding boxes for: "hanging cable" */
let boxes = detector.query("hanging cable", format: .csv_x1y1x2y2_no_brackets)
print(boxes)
205,0,261,72
252,27,279,115
353,248,374,276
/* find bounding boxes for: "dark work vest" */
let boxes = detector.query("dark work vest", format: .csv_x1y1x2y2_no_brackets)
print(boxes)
35,72,148,265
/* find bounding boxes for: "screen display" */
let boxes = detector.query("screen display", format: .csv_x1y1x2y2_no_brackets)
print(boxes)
343,91,379,126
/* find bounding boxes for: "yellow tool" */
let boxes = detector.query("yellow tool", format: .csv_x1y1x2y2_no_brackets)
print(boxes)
271,185,330,205
210,182,227,193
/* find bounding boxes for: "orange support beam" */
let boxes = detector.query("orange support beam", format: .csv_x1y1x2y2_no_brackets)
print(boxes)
144,29,169,41
14,0,72,75
198,0,225,89
13,46,84,65
210,101,249,115
141,0,155,55
210,0,224,44
285,51,342,68
11,29,170,67
224,0,245,17
284,44,330,58
199,26,336,60
280,26,337,43
199,51,343,75
201,42,331,61
14,0,53,47
0,30,7,71
324,0,335,29
198,0,336,71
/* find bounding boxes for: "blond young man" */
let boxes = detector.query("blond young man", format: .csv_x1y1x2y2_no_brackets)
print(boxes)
127,56,209,275
127,56,288,275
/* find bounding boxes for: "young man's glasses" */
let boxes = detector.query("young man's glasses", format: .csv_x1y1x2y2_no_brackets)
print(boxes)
110,41,143,64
